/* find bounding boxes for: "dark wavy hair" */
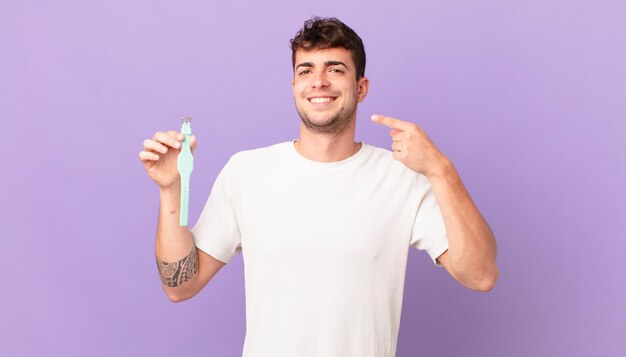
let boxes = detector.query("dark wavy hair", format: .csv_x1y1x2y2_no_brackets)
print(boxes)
290,17,366,79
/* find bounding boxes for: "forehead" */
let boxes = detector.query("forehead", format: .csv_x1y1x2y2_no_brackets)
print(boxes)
294,47,354,67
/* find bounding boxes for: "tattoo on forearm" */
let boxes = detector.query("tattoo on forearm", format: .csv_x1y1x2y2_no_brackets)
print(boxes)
157,247,199,287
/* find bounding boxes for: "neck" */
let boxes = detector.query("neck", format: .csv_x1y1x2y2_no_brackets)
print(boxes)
294,118,361,163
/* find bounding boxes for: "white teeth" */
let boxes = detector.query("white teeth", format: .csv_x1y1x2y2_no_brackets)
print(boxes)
309,97,335,103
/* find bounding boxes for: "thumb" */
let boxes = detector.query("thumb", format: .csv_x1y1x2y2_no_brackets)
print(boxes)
190,134,197,153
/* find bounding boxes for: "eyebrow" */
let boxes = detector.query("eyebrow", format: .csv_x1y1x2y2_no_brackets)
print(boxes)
295,61,349,70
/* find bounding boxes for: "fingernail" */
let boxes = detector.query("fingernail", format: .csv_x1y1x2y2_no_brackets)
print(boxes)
370,115,378,121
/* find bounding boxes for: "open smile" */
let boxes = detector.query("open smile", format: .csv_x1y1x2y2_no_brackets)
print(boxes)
307,96,338,104
307,96,337,107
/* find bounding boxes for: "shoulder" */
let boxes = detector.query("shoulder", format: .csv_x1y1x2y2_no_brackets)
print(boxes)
225,141,291,171
365,143,395,162
364,143,420,176
364,142,434,190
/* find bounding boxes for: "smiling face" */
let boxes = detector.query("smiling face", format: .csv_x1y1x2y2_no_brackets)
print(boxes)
292,47,369,135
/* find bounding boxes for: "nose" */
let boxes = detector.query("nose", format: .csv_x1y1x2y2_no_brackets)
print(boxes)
311,72,330,88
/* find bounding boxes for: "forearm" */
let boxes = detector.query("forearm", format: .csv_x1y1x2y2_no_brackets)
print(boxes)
156,184,200,301
429,158,499,287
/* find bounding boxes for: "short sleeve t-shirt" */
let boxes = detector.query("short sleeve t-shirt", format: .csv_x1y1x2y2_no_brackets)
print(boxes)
190,140,448,357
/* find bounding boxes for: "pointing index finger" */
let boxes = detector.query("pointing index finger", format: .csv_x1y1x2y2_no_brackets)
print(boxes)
371,114,414,131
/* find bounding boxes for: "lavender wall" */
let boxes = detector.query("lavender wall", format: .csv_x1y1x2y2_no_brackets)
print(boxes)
1,1,624,356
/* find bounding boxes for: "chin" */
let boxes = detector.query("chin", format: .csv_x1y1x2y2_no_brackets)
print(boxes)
307,114,336,125
309,115,344,130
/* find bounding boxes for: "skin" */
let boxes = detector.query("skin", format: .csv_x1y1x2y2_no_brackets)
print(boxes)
140,131,226,302
139,46,498,301
291,47,368,162
371,114,499,291
293,47,499,291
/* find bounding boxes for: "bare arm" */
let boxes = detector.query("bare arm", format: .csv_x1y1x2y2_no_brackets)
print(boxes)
156,185,225,302
139,130,225,302
371,115,499,291
430,159,499,292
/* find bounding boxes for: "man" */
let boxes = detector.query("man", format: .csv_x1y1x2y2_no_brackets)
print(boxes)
139,17,498,357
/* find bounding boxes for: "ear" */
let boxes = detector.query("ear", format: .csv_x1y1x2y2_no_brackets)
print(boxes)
357,77,369,103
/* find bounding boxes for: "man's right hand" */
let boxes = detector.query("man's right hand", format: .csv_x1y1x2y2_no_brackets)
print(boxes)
139,130,197,191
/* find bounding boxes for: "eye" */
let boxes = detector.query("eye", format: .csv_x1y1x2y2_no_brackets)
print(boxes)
298,69,312,75
329,68,344,73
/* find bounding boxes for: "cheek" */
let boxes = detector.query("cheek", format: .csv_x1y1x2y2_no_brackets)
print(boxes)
293,83,307,97
346,82,360,96
344,87,359,102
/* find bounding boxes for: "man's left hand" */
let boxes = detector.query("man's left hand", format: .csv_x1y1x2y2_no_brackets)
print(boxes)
371,114,449,178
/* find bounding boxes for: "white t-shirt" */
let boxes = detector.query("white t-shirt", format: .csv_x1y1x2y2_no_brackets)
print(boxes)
191,140,449,357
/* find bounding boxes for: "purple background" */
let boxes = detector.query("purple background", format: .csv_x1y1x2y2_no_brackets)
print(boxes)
1,0,625,356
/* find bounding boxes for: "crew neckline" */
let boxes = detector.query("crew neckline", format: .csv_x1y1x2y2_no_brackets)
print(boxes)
286,139,370,170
